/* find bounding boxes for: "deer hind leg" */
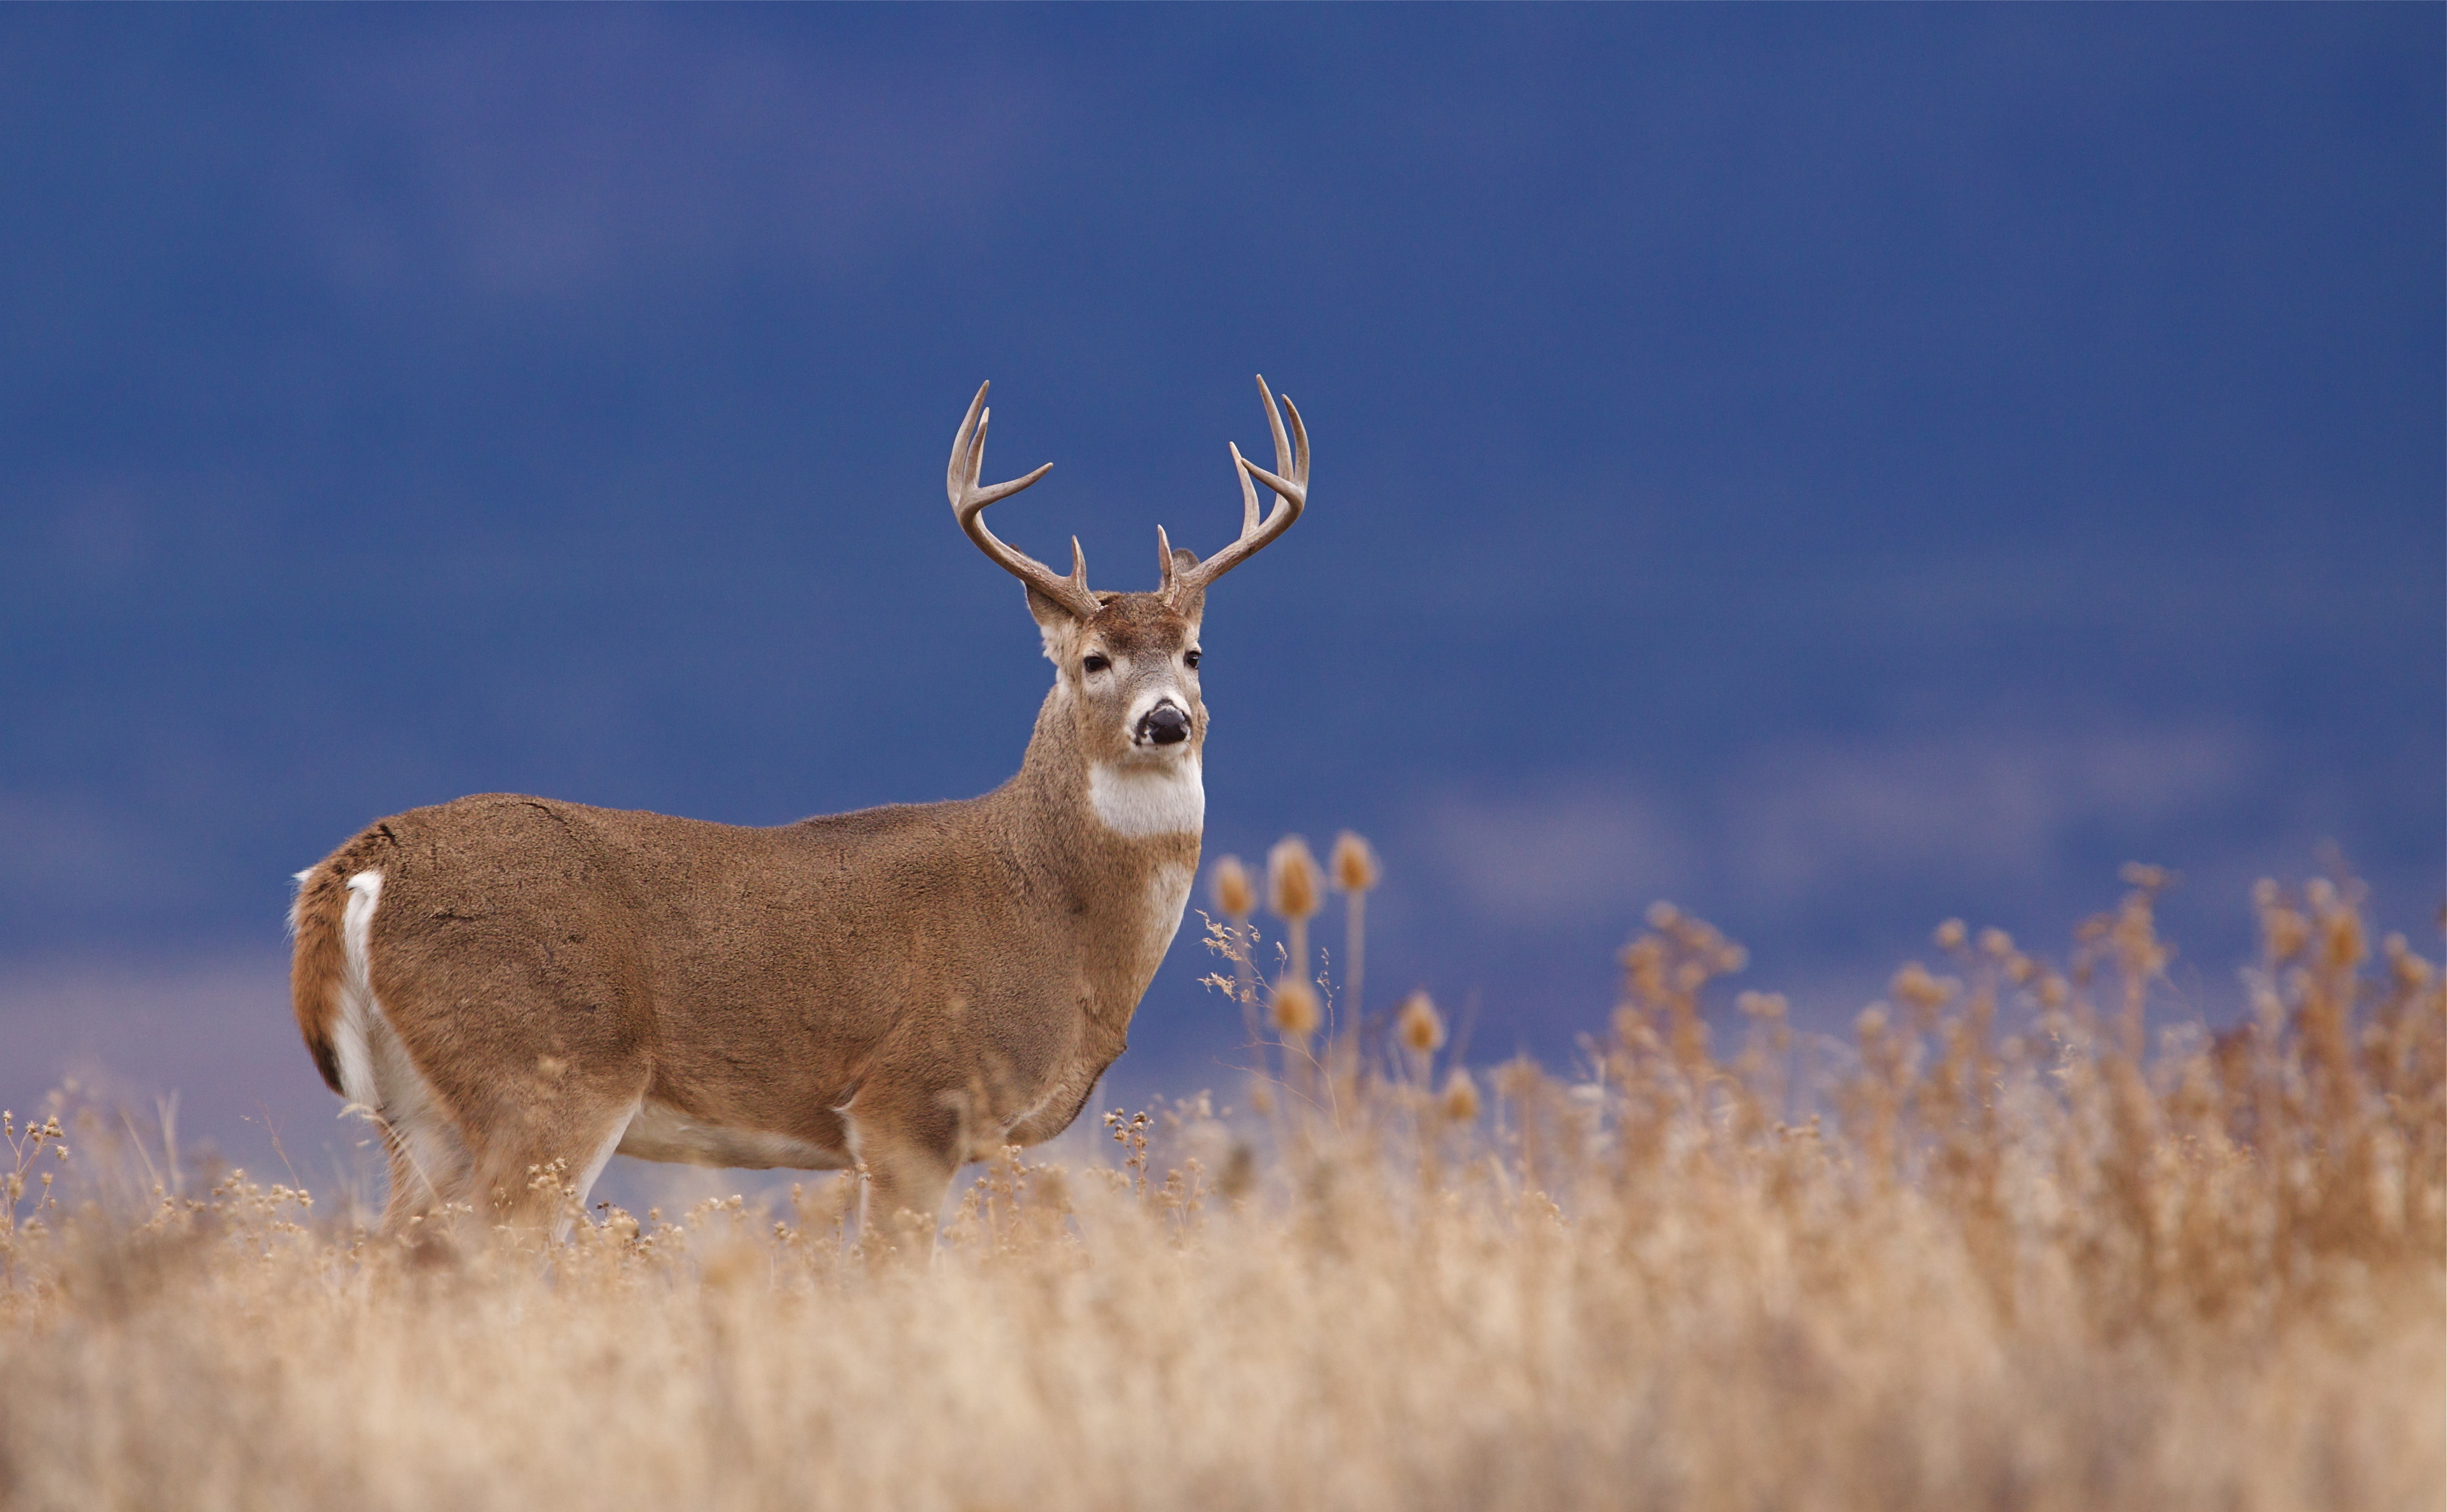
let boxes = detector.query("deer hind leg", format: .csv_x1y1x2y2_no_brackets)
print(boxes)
461,1074,647,1241
328,898,474,1232
374,1105,470,1233
357,1006,477,1238
327,867,649,1241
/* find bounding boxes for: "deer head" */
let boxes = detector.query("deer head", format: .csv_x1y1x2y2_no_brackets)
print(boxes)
947,375,1309,781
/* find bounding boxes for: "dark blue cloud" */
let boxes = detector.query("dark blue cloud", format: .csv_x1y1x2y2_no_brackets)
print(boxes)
1,6,2437,1162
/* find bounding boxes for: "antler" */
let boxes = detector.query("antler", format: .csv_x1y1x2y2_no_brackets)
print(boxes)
1162,374,1309,604
948,382,1101,620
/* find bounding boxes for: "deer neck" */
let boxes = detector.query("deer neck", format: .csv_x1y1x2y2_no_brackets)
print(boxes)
985,684,1201,1038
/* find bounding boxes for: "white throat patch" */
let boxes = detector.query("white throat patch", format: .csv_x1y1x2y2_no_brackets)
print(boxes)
1088,758,1205,838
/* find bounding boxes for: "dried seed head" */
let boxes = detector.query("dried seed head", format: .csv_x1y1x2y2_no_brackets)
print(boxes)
1492,1057,1544,1101
2384,935,2433,989
1645,900,1679,930
1270,978,1322,1038
1210,855,1256,920
1267,836,1322,921
2263,904,2310,962
1892,961,1952,1011
1329,831,1379,893
1977,928,2013,959
2323,908,2366,971
2124,862,2173,891
1621,937,1665,991
1440,1067,1480,1122
1735,990,1787,1020
1934,919,1968,951
1396,990,1446,1054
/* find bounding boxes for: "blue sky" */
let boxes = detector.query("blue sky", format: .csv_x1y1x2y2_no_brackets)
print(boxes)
2,6,2439,1180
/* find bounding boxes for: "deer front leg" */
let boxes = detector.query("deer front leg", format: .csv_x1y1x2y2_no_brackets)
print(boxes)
842,1081,967,1261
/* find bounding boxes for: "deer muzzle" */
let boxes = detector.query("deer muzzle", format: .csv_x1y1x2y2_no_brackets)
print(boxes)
1138,703,1192,747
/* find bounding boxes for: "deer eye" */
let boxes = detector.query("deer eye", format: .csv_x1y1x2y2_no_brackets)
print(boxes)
1183,650,1201,669
1082,654,1111,674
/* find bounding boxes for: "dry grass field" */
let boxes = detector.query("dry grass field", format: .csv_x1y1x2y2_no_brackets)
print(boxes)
1,857,2439,1511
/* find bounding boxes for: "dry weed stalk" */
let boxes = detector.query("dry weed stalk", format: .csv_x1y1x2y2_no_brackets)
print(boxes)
1330,830,1380,1023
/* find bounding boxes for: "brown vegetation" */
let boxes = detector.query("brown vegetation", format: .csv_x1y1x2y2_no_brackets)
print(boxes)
1,862,2439,1510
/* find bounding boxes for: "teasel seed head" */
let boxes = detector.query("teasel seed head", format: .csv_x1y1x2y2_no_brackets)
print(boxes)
1439,1067,1480,1122
1270,978,1322,1038
1210,855,1256,920
1396,990,1446,1054
1267,836,1322,922
1329,831,1379,893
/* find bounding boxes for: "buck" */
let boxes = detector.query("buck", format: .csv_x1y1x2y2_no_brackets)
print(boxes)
289,376,1308,1244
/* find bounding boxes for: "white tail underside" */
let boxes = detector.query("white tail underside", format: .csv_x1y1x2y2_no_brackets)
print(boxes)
334,870,471,1206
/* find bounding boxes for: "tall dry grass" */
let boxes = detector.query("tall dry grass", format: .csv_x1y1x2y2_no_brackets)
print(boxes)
0,862,2439,1511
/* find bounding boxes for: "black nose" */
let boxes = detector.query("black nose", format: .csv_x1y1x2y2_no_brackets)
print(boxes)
1142,704,1190,745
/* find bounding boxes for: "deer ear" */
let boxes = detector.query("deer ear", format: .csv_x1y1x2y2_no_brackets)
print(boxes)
1027,584,1089,661
1165,548,1205,623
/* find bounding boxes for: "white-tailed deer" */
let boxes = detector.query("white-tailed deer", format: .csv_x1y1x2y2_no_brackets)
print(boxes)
290,377,1308,1244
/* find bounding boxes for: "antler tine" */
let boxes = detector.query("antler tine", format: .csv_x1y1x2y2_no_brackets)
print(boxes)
1257,372,1297,487
946,381,990,508
1168,377,1309,601
948,381,1098,619
1232,443,1262,536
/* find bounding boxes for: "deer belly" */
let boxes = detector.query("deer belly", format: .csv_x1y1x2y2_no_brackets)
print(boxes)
615,1098,848,1171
